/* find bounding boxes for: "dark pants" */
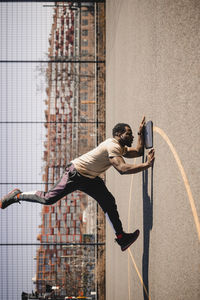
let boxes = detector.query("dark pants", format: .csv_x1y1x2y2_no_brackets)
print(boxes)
20,163,123,235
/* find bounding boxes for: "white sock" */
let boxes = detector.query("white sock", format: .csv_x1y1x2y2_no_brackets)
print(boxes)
20,191,37,195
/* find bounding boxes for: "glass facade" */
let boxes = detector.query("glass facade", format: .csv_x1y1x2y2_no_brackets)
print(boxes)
0,2,105,300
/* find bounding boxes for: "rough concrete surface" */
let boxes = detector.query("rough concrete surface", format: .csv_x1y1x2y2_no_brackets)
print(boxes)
106,1,200,299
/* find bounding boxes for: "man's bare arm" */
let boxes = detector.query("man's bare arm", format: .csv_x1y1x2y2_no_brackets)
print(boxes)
123,143,144,158
110,149,155,175
123,116,145,158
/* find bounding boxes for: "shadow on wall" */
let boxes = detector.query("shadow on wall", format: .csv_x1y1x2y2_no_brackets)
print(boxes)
142,157,154,300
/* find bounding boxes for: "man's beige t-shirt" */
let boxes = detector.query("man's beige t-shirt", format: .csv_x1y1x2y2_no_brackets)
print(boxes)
71,138,128,178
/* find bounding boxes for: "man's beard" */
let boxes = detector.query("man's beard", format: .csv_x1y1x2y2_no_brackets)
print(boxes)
126,141,132,147
120,138,132,147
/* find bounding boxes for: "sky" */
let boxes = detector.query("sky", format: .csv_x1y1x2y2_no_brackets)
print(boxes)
0,2,53,299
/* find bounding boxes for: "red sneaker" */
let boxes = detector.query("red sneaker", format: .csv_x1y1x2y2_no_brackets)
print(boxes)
115,230,140,251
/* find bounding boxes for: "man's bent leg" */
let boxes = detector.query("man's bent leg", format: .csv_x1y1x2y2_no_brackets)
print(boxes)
79,176,123,235
78,175,140,251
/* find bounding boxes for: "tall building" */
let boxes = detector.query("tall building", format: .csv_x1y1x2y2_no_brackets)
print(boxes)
32,2,105,299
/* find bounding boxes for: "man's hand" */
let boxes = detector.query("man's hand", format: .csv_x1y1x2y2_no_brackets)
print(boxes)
147,148,155,166
138,116,146,135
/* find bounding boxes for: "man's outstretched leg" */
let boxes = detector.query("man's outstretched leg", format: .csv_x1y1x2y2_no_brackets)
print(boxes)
0,164,78,209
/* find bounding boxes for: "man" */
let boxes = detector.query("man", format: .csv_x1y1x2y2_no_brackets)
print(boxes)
0,116,155,251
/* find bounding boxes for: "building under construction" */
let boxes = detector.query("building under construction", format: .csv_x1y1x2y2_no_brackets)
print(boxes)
32,2,105,299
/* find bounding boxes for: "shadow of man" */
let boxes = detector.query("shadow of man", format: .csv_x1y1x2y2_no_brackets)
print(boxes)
142,157,154,300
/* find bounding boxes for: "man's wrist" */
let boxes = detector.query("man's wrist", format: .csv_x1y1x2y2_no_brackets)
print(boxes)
137,131,143,135
144,161,150,168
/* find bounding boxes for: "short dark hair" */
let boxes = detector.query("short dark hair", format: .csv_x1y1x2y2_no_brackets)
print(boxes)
112,123,130,137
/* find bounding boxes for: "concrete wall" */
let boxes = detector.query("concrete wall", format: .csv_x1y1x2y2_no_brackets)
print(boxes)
106,1,200,299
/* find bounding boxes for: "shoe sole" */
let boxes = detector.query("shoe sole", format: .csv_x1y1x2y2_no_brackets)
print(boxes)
1,188,21,209
121,229,140,251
